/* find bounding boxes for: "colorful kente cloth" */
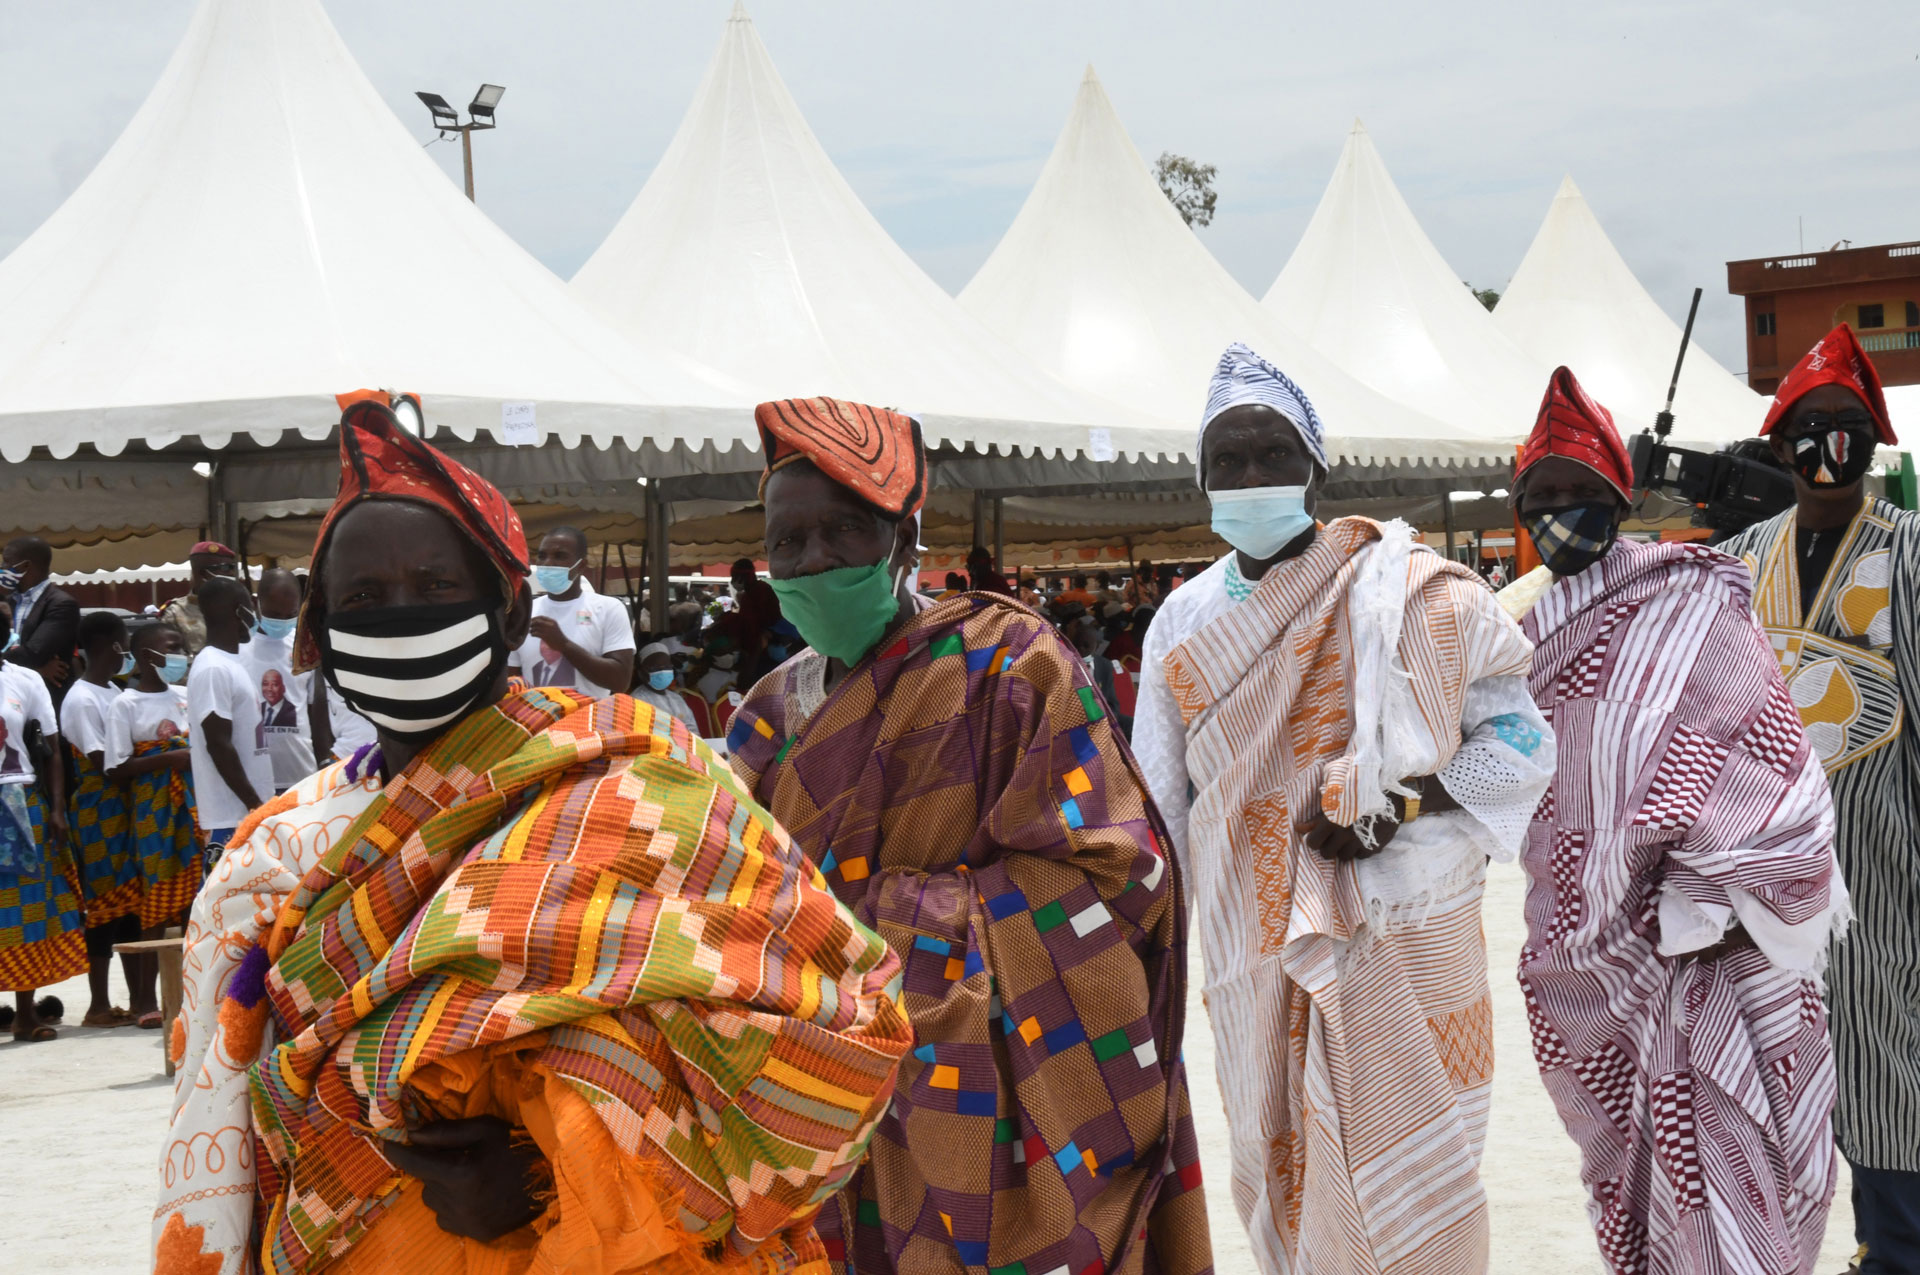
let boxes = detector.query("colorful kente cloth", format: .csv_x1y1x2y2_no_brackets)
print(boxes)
157,690,910,1275
1134,517,1551,1275
69,742,138,927
0,782,88,992
1510,537,1845,1274
1722,499,1920,1171
128,737,201,929
728,594,1213,1275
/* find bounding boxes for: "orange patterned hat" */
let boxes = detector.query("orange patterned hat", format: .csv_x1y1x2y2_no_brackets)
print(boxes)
756,397,927,518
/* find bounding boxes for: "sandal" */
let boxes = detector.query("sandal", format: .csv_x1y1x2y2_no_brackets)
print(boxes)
10,1023,56,1042
136,1010,164,1030
82,1007,136,1028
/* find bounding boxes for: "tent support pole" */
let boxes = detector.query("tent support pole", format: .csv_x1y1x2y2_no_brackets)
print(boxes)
647,482,671,636
992,497,1004,569
1441,490,1457,563
971,489,986,552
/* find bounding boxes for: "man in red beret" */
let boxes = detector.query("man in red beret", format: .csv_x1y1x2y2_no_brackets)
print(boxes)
1503,367,1846,1272
1718,325,1919,1273
157,540,241,657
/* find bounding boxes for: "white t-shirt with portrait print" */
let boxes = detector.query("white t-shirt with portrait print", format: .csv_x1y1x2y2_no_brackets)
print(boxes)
243,631,317,790
513,579,635,699
60,678,121,764
106,687,191,772
186,645,274,829
0,662,56,787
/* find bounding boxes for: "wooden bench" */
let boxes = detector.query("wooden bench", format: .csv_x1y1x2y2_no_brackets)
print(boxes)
113,935,185,1077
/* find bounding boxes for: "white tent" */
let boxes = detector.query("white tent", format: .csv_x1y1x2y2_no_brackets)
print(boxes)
1493,177,1764,447
0,0,751,464
571,5,1186,467
1264,121,1544,439
959,68,1502,474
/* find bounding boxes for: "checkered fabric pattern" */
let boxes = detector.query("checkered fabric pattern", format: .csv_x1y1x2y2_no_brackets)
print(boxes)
248,689,911,1275
0,784,87,991
126,738,201,928
730,595,1212,1275
68,745,139,927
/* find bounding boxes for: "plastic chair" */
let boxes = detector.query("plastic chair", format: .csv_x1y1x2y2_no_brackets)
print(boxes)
713,693,740,733
677,689,713,737
1120,655,1141,676
1110,664,1138,718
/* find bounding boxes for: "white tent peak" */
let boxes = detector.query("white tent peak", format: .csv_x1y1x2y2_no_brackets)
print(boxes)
571,5,1174,460
1263,120,1543,438
1350,117,1368,134
1493,175,1763,445
0,0,748,465
728,0,750,23
960,68,1495,469
1082,63,1101,85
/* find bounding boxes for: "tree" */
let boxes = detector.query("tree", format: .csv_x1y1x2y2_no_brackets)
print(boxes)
1465,282,1500,311
1155,153,1217,228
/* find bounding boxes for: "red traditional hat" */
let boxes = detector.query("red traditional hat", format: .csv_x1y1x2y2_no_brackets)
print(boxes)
1760,323,1894,444
1515,366,1635,501
294,393,527,669
756,397,927,518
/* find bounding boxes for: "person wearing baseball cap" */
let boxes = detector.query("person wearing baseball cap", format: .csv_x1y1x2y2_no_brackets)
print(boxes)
156,541,240,657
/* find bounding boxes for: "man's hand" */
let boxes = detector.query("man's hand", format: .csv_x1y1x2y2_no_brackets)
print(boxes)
383,1116,547,1242
526,616,572,655
1304,810,1398,861
44,807,69,847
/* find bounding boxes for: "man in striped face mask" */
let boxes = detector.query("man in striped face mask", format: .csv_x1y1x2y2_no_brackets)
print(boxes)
155,394,910,1275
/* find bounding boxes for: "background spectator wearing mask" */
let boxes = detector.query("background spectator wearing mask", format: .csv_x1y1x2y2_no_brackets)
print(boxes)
243,568,324,792
2,536,80,700
515,527,635,696
157,542,240,657
634,642,697,730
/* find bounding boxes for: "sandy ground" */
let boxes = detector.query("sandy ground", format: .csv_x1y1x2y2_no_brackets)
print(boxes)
0,863,1858,1272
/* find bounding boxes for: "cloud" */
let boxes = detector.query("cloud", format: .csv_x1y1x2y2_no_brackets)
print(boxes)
2,0,1915,382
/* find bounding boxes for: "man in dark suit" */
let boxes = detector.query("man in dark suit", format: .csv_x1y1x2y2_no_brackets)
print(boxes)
2,536,79,700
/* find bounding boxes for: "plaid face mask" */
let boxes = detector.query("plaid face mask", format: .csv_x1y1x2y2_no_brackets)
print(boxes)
1524,502,1619,578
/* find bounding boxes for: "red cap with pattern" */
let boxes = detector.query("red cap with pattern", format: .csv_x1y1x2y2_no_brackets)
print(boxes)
1760,323,1894,443
756,397,927,518
1515,366,1636,502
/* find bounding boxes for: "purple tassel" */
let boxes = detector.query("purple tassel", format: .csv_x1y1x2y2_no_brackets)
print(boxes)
344,743,382,783
227,941,272,1011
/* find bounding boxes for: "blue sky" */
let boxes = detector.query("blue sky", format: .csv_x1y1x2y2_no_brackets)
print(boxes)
2,1,1915,379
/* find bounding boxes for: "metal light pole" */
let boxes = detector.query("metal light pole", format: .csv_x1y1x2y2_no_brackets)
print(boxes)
415,84,505,202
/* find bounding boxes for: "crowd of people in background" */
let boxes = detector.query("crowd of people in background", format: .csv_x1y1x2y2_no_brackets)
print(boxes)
0,516,1184,1044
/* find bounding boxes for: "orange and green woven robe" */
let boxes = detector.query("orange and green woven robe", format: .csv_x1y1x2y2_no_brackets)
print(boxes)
156,689,911,1275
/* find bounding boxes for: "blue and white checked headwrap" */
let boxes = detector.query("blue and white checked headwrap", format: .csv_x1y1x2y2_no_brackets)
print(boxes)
1199,343,1328,480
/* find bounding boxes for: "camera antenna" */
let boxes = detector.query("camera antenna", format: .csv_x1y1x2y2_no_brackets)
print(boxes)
1654,287,1704,442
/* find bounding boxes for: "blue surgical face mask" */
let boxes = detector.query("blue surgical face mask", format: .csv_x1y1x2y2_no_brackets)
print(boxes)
1208,485,1315,561
531,563,579,596
767,644,789,663
158,653,190,685
254,615,297,641
118,651,137,678
647,668,675,692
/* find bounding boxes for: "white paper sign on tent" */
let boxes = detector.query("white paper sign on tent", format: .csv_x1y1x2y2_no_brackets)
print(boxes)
1087,427,1116,462
502,401,536,445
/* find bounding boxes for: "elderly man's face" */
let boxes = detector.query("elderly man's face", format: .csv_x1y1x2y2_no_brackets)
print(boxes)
319,502,528,651
1202,405,1319,500
261,670,286,704
1516,457,1621,517
762,463,910,581
640,651,672,676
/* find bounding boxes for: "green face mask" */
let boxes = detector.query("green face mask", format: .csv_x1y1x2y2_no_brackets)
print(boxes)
767,560,901,665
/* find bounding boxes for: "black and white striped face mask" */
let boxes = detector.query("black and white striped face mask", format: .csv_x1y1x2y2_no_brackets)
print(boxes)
319,598,508,740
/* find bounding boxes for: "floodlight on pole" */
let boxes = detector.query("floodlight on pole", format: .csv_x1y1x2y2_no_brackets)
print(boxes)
414,83,505,203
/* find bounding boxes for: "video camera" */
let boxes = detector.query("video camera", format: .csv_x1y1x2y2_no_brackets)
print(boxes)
1626,288,1795,537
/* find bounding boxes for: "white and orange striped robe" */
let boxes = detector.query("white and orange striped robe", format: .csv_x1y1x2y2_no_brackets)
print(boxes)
1135,517,1552,1274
